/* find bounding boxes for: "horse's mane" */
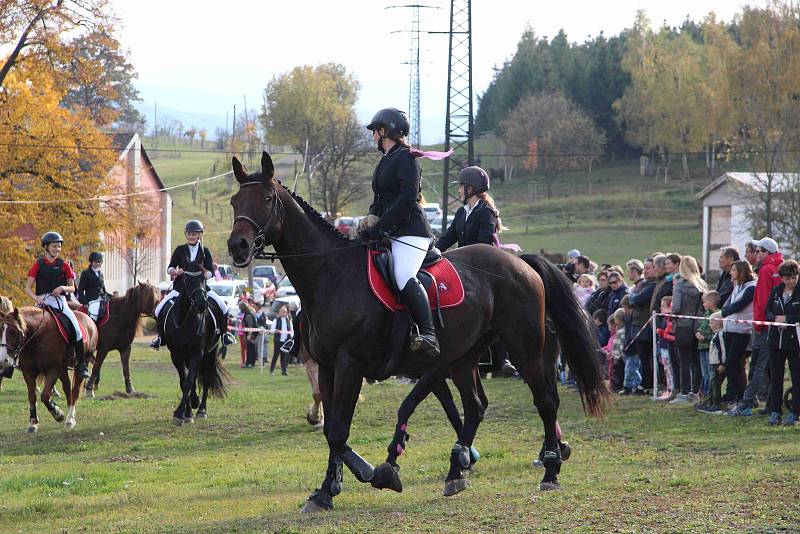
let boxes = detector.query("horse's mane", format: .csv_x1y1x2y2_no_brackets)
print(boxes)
280,184,353,243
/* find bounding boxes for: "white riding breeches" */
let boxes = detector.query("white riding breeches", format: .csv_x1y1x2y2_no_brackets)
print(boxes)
154,289,228,319
391,235,432,289
41,294,82,342
87,299,102,322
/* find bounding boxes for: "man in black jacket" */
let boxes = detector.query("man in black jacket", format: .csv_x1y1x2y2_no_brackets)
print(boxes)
716,246,739,307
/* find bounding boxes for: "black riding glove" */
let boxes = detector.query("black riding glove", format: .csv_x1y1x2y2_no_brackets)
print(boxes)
359,225,381,243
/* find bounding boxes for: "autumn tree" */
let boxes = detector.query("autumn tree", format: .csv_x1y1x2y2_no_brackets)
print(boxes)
260,63,369,211
729,1,800,235
501,92,605,198
0,64,115,302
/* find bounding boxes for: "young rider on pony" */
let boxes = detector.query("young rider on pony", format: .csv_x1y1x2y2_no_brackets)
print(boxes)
361,108,439,359
24,231,90,379
76,251,110,322
150,219,235,349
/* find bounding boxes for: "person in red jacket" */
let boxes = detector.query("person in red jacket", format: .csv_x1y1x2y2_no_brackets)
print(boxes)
735,237,783,414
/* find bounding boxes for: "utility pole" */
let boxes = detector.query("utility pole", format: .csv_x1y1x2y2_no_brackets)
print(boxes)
387,4,439,148
431,0,473,229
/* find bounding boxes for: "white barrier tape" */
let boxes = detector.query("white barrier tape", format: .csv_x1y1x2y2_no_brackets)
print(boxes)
656,312,797,328
226,324,293,335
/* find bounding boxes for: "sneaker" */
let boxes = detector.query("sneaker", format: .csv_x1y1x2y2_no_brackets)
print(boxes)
632,387,647,396
725,406,753,417
768,412,782,426
687,392,699,402
656,391,673,401
757,407,770,416
669,394,689,404
784,412,799,426
701,404,723,414
618,388,631,396
694,401,709,411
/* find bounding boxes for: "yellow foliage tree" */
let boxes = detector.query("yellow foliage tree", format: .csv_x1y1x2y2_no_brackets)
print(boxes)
0,63,115,303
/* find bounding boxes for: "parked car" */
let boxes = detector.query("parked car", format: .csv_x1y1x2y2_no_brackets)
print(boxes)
276,276,296,297
207,280,248,318
430,216,445,238
252,265,280,283
422,203,442,222
351,215,367,237
334,216,357,235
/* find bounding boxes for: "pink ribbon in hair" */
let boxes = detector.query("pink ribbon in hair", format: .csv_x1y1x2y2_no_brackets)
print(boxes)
409,148,454,160
493,234,521,253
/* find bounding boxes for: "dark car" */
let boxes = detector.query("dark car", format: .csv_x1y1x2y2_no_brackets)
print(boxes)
252,265,280,284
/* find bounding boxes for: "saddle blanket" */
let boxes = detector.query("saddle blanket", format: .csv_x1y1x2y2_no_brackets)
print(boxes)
77,299,110,327
367,249,465,312
46,306,88,346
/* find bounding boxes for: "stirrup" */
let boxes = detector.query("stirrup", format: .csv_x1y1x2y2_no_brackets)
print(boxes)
222,332,235,346
149,336,162,350
408,324,422,352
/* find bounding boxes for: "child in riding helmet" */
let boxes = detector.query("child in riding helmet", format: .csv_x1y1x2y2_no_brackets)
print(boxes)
24,232,90,379
435,166,501,251
150,220,236,349
362,107,438,359
77,251,110,321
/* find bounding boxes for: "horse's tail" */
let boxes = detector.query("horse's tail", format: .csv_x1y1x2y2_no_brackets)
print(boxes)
201,349,231,399
520,254,609,417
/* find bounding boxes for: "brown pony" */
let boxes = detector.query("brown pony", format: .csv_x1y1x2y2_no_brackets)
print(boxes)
84,282,160,397
0,305,98,432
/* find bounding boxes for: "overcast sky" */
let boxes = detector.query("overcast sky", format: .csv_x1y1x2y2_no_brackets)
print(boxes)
114,0,761,144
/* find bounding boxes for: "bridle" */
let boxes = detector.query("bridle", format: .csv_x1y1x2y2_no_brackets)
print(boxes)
232,182,284,265
174,271,207,329
0,312,41,368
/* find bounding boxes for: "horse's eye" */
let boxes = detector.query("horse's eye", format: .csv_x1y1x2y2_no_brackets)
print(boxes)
265,195,272,201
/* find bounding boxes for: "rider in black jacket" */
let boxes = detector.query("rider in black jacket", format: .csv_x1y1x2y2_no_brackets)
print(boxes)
76,252,110,321
362,108,438,358
435,166,497,251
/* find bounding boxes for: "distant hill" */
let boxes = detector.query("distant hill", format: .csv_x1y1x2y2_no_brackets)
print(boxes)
135,101,227,137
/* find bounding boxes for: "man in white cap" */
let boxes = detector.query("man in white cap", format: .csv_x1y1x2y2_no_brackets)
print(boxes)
567,249,581,262
729,236,783,416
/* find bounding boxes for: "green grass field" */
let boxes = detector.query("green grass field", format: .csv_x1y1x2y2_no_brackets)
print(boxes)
1,345,799,533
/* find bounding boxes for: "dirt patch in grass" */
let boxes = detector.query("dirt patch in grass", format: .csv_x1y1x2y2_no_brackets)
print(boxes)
97,391,153,401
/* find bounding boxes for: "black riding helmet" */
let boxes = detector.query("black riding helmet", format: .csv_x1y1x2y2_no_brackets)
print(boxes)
455,166,490,201
184,220,204,233
89,251,103,263
366,108,410,153
41,231,64,248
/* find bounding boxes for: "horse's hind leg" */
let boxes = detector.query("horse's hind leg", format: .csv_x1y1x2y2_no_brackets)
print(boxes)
120,346,135,393
41,371,65,425
86,348,108,398
196,383,209,418
503,329,562,491
23,370,40,433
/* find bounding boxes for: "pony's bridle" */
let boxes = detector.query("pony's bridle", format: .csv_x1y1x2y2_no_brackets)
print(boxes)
0,315,37,368
232,183,284,265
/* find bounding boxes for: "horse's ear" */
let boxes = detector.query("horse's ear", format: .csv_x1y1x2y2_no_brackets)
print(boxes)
261,151,275,181
12,308,19,318
232,157,248,183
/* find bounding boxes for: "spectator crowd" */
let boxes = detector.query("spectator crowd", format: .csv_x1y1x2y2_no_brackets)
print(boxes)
562,239,800,426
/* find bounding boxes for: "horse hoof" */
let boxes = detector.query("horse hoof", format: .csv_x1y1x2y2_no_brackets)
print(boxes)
54,411,65,423
172,417,184,426
196,411,207,419
300,500,329,514
65,419,76,429
442,478,469,497
184,416,195,424
560,441,572,461
85,388,95,399
539,481,562,491
27,425,38,434
371,463,402,493
306,409,321,426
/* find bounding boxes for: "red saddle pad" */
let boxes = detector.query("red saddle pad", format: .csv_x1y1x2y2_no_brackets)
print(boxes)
367,249,465,311
77,300,110,327
46,306,88,346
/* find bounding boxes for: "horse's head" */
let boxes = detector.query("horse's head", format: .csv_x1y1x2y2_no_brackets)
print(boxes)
181,272,208,315
0,308,26,369
227,151,282,267
134,282,161,318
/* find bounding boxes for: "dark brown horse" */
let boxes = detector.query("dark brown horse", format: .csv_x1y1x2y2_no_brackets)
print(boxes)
0,305,98,432
83,282,160,397
226,152,607,512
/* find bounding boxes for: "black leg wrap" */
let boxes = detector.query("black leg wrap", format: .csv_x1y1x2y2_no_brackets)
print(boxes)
327,458,344,497
387,425,410,460
343,447,374,483
452,443,471,470
542,445,563,469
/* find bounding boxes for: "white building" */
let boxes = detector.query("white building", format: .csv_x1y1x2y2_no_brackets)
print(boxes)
696,172,792,275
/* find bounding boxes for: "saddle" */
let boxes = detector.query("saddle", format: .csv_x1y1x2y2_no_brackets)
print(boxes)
157,297,220,343
367,246,465,325
77,299,110,327
44,306,88,347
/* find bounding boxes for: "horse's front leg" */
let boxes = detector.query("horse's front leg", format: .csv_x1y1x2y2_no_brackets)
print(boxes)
23,369,40,433
302,351,372,513
120,346,135,394
173,354,199,425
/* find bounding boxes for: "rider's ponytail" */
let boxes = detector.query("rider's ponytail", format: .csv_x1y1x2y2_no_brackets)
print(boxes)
479,192,506,233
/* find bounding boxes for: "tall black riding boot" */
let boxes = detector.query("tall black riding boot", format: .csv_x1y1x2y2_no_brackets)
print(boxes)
210,301,235,345
0,366,13,379
74,341,90,380
150,311,165,350
399,278,440,358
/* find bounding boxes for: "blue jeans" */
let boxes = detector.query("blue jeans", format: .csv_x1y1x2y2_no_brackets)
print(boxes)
624,354,642,390
741,330,770,408
698,350,712,396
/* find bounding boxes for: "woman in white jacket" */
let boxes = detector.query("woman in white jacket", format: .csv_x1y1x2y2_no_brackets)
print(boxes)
720,260,757,407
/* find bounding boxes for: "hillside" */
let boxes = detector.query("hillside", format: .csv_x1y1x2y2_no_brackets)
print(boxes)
145,135,750,271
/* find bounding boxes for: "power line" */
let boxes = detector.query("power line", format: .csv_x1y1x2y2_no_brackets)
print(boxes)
0,171,232,205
